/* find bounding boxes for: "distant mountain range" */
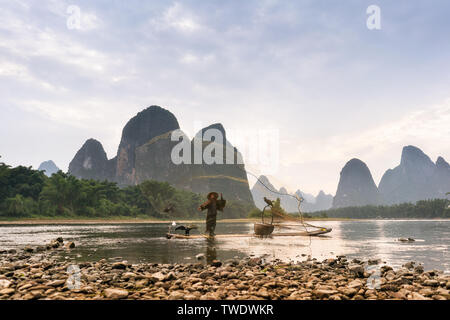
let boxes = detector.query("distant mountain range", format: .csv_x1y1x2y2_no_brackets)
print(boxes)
37,160,60,177
250,175,333,213
68,106,254,203
57,106,449,211
333,145,450,208
252,145,450,212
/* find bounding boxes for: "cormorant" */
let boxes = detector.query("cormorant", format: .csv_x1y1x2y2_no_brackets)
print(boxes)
175,225,198,236
263,197,273,207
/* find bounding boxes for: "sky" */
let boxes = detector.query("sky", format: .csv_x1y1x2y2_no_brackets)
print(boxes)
1,0,450,196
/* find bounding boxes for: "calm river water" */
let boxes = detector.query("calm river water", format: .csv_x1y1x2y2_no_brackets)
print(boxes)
0,220,448,272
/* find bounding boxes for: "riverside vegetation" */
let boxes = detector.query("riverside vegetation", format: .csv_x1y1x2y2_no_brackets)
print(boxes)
248,197,450,220
0,159,254,220
1,159,449,220
313,199,450,219
0,239,449,300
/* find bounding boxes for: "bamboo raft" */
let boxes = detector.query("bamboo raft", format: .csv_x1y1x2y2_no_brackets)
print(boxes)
166,227,331,239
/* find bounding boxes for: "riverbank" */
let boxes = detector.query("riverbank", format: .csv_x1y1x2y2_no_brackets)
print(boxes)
0,241,448,300
0,217,355,225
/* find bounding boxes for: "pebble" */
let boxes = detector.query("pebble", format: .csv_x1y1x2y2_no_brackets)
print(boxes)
424,279,439,287
112,262,127,270
0,241,448,301
104,288,129,300
348,264,364,276
0,279,12,289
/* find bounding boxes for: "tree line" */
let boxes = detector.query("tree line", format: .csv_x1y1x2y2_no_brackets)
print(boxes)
0,160,254,219
311,199,450,219
247,196,450,219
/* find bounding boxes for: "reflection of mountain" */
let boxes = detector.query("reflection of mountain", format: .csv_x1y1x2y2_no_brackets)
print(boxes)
250,175,333,212
68,106,253,203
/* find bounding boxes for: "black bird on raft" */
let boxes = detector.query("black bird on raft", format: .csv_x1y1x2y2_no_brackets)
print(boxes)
175,225,198,236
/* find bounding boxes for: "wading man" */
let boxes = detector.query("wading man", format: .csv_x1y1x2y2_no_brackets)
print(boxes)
198,192,226,236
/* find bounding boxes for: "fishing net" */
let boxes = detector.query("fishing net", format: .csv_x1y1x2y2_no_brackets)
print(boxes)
247,171,329,234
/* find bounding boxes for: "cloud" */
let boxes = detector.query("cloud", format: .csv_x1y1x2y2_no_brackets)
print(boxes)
269,99,450,194
0,60,67,92
150,2,202,33
1,0,450,195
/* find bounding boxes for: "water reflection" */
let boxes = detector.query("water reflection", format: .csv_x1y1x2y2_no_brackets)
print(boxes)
206,238,217,264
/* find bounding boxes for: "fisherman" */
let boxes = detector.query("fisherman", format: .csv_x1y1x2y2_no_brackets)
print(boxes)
198,192,226,237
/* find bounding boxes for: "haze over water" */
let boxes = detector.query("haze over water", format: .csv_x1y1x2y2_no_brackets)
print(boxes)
0,220,448,273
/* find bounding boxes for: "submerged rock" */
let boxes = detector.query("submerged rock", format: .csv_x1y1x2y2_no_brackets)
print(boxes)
65,242,75,249
195,254,205,260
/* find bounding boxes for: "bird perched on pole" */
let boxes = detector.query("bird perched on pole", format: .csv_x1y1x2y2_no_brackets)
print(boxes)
263,197,273,207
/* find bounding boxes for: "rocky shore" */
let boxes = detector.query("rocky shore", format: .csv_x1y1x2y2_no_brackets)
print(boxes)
0,240,449,300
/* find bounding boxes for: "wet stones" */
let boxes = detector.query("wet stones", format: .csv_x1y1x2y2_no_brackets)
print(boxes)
24,246,34,253
211,260,222,267
111,261,128,270
0,279,12,289
368,259,381,265
414,265,424,274
348,264,365,277
0,245,448,301
423,279,439,287
65,242,76,249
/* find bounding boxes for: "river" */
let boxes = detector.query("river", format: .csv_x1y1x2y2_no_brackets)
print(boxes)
0,220,448,272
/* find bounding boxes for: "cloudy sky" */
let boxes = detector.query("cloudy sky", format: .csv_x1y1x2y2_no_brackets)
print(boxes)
1,0,450,196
